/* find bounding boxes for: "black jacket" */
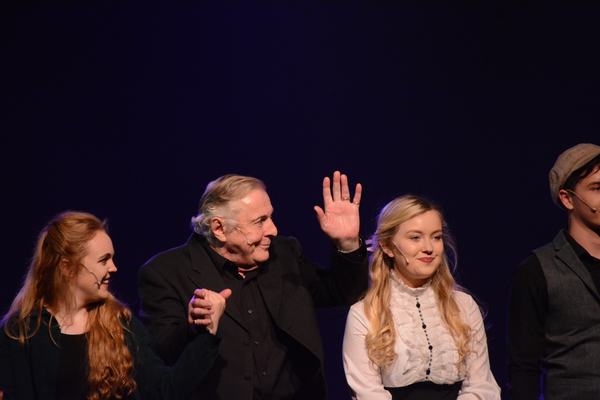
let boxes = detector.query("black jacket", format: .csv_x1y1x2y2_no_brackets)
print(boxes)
0,308,222,400
138,233,368,400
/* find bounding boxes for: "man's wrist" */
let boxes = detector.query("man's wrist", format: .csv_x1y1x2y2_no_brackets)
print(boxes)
336,236,363,253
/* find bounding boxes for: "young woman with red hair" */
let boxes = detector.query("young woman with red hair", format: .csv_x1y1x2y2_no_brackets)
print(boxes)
0,211,229,400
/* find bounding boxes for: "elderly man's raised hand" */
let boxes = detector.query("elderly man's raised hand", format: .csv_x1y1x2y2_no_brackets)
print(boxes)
188,288,232,335
314,171,362,252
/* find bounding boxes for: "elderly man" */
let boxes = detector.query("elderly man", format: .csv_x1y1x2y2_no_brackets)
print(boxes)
508,143,600,400
138,172,368,400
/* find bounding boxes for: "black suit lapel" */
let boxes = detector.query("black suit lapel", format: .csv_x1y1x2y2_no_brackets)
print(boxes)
257,258,282,324
186,234,248,331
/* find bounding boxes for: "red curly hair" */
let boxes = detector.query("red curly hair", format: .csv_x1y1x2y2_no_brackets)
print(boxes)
3,211,137,400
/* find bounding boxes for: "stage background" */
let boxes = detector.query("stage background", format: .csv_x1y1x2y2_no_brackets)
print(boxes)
2,3,599,399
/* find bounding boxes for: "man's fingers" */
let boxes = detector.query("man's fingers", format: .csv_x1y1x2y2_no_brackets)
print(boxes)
322,176,332,206
331,171,341,200
194,318,211,326
352,183,362,205
219,288,232,300
340,173,351,200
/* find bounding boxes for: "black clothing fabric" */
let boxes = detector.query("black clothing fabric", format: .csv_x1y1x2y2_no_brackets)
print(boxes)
224,264,297,398
385,381,463,400
138,233,369,400
56,333,87,400
0,308,222,400
507,230,600,400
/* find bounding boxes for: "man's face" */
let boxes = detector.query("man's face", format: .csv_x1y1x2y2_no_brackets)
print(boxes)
570,166,600,231
221,189,278,268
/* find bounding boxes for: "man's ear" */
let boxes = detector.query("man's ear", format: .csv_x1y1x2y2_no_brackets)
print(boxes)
211,217,228,242
380,242,394,258
558,189,575,211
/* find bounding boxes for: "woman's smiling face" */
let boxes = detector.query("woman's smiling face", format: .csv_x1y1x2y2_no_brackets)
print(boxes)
382,210,444,288
72,230,117,306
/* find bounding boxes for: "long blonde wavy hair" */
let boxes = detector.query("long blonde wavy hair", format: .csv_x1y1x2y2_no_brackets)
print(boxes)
363,195,473,373
2,211,137,400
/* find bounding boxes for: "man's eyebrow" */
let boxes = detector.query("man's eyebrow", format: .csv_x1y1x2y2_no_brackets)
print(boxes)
256,209,274,220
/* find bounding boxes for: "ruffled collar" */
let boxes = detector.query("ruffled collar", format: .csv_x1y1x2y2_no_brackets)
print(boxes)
383,267,462,385
389,269,432,296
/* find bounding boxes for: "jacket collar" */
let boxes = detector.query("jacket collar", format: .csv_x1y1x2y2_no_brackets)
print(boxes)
553,230,600,303
185,233,283,330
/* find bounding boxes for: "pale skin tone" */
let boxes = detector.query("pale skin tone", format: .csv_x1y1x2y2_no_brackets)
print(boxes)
53,231,117,334
558,166,600,259
210,170,362,269
380,210,444,288
188,172,362,329
51,231,228,335
188,288,232,335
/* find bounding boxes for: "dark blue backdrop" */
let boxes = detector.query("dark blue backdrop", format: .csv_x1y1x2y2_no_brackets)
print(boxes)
2,3,600,399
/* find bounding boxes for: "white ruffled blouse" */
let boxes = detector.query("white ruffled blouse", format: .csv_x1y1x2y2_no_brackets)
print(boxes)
342,273,500,399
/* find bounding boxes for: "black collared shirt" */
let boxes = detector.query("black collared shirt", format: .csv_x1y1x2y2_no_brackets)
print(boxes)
202,241,302,399
507,230,600,400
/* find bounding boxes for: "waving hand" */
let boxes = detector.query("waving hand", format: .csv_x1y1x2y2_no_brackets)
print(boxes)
314,171,362,252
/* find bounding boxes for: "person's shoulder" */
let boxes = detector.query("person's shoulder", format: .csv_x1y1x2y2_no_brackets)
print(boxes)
349,297,366,312
125,315,146,332
452,290,487,323
120,315,150,342
140,238,194,271
346,298,369,325
0,308,52,340
453,289,477,308
511,252,544,283
270,236,302,254
271,235,299,246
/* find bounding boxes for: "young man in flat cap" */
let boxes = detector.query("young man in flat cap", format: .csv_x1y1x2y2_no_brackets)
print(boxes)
508,143,600,400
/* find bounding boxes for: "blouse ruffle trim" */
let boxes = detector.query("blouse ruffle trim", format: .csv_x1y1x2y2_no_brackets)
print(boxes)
387,271,463,385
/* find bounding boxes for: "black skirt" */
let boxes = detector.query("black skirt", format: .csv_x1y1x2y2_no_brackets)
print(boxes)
384,381,463,400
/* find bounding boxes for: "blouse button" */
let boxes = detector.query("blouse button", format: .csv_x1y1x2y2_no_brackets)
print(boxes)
426,369,431,375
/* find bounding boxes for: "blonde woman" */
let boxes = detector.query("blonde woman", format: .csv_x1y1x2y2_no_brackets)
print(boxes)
343,196,500,399
0,211,229,400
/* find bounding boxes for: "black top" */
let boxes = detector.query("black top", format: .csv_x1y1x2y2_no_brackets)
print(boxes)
0,309,223,400
507,229,600,400
203,238,365,399
138,232,369,400
385,381,463,400
56,333,87,400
